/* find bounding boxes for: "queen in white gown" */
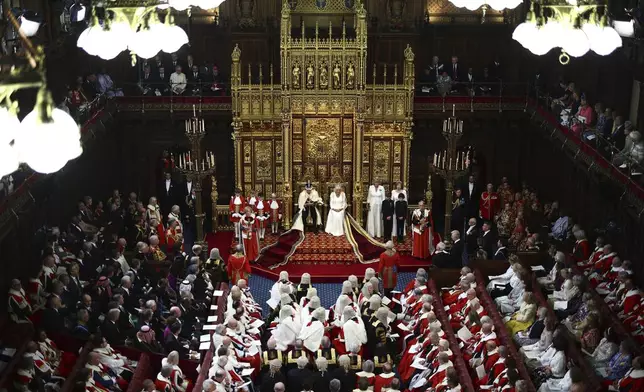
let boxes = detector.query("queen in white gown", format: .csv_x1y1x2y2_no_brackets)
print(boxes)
325,185,347,237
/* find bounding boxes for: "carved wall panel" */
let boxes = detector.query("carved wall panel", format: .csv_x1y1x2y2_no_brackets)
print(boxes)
254,140,273,180
363,141,370,163
293,118,303,134
343,118,353,134
243,141,252,163
372,140,391,182
342,140,353,162
394,141,402,163
275,141,283,162
293,140,303,161
304,118,341,161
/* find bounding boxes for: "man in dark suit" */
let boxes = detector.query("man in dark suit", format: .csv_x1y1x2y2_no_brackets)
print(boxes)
464,218,479,257
138,64,157,96
480,221,496,259
155,66,170,96
187,65,204,96
432,242,452,268
463,175,480,219
448,56,463,84
101,308,125,346
394,193,408,243
450,230,465,267
451,188,466,234
42,296,66,334
68,215,84,242
160,171,177,218
381,193,395,242
164,322,189,358
493,239,508,260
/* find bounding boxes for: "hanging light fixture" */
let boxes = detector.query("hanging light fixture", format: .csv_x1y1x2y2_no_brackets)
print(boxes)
449,0,522,11
512,1,622,63
1,9,82,176
77,1,191,62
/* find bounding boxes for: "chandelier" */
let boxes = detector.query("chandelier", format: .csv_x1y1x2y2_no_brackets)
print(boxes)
77,1,225,61
1,11,82,177
449,0,523,11
513,1,622,63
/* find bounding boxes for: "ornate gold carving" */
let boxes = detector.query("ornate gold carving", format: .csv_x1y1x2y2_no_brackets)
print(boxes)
332,62,341,89
305,118,340,161
343,165,352,180
244,184,253,196
292,62,301,89
318,165,328,179
293,165,302,180
306,63,315,89
276,167,284,182
319,61,329,90
342,140,352,161
363,141,370,163
275,140,283,162
255,140,273,180
373,140,390,181
346,61,356,89
293,139,303,161
243,142,252,163
394,141,402,163
243,166,252,181
343,119,353,134
293,118,303,134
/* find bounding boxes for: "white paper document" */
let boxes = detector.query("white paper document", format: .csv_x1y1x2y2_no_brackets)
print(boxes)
213,290,224,297
210,305,219,310
476,364,486,379
202,325,218,331
381,296,392,306
241,368,255,377
250,319,264,329
397,323,410,332
199,334,210,342
457,326,473,342
207,315,218,323
266,297,279,309
553,301,568,310
531,265,546,271
199,342,210,351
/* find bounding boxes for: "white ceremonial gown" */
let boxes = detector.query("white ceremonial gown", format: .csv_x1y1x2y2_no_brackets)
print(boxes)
271,317,302,351
391,188,407,236
325,192,347,236
367,185,385,237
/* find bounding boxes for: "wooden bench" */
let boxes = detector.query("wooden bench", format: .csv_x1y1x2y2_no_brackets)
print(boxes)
473,269,538,392
126,353,152,392
428,280,476,392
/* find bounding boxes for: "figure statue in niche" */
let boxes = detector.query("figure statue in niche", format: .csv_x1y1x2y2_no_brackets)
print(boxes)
306,64,315,89
319,64,329,89
332,63,341,89
346,62,356,89
292,63,301,89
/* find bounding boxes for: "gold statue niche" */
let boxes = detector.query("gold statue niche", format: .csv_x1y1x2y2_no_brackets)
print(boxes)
230,0,415,228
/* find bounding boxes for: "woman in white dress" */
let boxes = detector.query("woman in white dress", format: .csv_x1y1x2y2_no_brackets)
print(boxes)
325,185,347,237
391,182,407,238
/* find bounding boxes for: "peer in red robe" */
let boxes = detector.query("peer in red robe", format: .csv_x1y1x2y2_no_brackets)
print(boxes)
254,195,270,240
374,366,396,392
240,208,259,262
572,234,590,263
411,203,434,259
618,360,644,392
593,245,617,275
378,246,401,293
229,189,246,240
479,184,500,221
227,247,251,283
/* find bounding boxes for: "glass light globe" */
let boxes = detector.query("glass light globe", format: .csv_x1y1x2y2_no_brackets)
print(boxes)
561,27,590,57
78,25,107,56
583,24,622,56
521,25,556,56
94,22,133,60
169,0,192,11
16,108,82,174
512,21,538,49
0,144,20,178
613,20,635,38
0,107,20,145
197,0,226,9
77,26,91,48
129,25,164,59
19,16,41,37
160,24,189,53
487,0,522,10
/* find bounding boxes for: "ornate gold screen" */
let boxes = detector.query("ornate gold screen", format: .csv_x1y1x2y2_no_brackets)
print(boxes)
231,0,415,227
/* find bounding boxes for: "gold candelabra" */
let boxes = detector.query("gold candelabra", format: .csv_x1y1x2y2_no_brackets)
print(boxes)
175,105,216,245
429,113,470,238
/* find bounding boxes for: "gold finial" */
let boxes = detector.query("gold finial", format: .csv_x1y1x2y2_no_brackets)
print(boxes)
248,64,252,84
404,44,415,62
270,64,274,85
394,64,398,87
329,21,332,38
426,175,433,205
259,64,263,87
231,44,241,62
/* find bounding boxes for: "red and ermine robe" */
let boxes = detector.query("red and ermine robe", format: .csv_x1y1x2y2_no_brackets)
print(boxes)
240,215,259,261
463,331,497,362
619,289,642,324
572,239,591,263
269,199,282,223
479,191,500,221
477,357,506,387
229,196,246,223
355,371,376,388
593,252,617,276
8,288,32,323
378,251,401,290
618,369,644,392
156,222,166,245
442,286,465,306
227,253,251,283
578,246,603,270
155,373,173,392
589,266,623,287
374,372,396,392
411,209,434,259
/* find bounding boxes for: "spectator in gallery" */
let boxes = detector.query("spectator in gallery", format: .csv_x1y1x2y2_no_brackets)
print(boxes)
170,65,188,96
188,65,204,96
97,68,124,98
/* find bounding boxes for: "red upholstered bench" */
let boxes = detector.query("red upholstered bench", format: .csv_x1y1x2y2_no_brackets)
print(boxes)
473,269,537,392
126,353,152,392
60,341,93,392
428,280,476,392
